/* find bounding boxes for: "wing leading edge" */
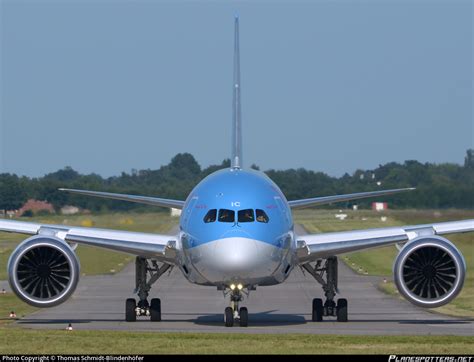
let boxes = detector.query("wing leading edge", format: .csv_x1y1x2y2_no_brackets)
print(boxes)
0,219,178,263
59,188,185,209
288,187,415,209
296,219,474,263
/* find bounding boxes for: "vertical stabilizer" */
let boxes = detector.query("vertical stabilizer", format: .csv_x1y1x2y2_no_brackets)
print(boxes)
231,16,242,169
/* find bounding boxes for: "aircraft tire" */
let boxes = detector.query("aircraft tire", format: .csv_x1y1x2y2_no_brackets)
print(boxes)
312,298,323,322
150,298,161,322
239,307,248,327
224,307,234,327
336,298,348,322
126,298,137,322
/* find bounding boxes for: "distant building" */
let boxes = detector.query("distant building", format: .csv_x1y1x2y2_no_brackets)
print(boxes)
170,208,182,217
61,205,80,215
18,199,54,216
6,210,16,218
372,202,388,211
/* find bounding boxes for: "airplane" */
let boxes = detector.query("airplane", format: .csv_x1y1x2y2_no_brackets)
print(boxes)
1,17,473,327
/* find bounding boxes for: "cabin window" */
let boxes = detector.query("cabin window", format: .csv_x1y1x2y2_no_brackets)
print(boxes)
203,209,217,223
238,209,254,223
256,209,269,223
218,209,235,223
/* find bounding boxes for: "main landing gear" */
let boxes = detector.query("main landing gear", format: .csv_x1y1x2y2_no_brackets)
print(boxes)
223,284,249,327
302,256,348,322
125,257,171,322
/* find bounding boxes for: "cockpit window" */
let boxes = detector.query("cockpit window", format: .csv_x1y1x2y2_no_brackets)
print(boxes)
218,209,235,223
256,209,269,223
238,209,255,223
203,209,217,223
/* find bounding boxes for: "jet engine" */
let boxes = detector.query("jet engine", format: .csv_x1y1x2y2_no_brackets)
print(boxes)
393,236,465,308
8,235,80,307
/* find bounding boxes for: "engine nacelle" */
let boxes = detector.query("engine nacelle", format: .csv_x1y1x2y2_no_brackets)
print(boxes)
8,235,80,308
393,235,465,308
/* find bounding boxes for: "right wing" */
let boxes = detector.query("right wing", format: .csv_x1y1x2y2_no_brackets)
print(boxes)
296,219,474,263
0,219,178,263
59,188,185,209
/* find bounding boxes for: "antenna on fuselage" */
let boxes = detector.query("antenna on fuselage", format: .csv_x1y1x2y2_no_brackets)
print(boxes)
231,15,243,169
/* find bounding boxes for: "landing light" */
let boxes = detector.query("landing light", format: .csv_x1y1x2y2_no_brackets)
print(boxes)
230,284,236,290
237,284,243,290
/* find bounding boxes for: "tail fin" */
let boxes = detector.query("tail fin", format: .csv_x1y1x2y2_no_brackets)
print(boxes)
231,16,242,169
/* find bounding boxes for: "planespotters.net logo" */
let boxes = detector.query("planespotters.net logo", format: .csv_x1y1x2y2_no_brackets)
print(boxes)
389,356,473,362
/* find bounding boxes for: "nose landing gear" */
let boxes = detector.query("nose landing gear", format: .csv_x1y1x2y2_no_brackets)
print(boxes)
223,285,249,327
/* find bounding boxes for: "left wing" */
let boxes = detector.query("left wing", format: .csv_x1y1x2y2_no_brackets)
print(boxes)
288,187,415,209
0,219,178,263
296,219,474,263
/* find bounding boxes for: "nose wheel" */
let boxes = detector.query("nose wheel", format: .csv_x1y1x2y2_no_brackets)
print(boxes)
224,307,234,327
223,286,249,327
224,306,248,327
239,307,248,327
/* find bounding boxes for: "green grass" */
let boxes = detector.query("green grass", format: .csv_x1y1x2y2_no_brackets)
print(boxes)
0,212,178,279
0,328,472,354
294,209,474,318
0,293,37,326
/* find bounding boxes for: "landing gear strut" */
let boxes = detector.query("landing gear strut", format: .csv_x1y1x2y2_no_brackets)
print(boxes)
302,256,348,322
125,257,171,322
223,285,249,327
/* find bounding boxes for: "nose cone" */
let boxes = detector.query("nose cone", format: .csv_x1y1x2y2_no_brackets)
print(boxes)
213,237,262,278
187,236,284,285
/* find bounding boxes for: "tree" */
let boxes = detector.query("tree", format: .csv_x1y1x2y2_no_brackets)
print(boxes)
44,166,80,182
0,174,27,211
169,153,201,175
464,149,474,169
2,150,474,212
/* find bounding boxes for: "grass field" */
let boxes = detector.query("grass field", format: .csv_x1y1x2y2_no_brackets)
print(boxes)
0,293,37,326
0,328,472,354
294,208,474,317
0,211,178,279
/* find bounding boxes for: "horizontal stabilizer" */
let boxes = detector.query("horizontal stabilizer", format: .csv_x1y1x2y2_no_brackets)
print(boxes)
288,187,415,209
59,188,185,209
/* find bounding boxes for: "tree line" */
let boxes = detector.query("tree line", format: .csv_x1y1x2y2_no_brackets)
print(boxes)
1,150,473,213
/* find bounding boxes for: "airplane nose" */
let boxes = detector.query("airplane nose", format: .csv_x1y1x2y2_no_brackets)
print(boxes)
213,237,261,278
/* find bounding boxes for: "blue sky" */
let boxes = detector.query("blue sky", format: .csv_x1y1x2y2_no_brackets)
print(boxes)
1,0,472,177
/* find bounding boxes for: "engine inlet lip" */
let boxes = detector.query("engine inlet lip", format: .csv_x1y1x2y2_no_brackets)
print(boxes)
8,238,79,307
395,238,465,308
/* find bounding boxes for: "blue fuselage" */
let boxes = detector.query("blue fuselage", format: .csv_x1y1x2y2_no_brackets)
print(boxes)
177,168,296,287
